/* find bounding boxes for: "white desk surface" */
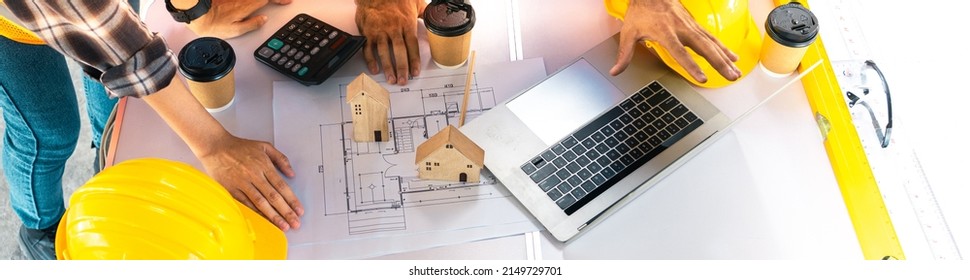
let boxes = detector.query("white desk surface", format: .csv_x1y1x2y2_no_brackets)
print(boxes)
113,0,861,259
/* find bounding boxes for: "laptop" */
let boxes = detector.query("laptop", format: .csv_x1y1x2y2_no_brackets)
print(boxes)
460,33,732,242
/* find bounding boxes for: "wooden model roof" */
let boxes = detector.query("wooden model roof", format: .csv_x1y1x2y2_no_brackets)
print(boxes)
346,73,390,108
414,125,485,166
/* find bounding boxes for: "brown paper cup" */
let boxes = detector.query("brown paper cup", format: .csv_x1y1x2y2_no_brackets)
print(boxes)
178,37,237,113
759,3,819,76
185,69,235,112
760,40,808,76
424,0,475,69
427,30,472,69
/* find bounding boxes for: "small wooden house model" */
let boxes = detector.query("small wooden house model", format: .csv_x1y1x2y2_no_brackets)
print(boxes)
347,73,391,142
415,125,484,182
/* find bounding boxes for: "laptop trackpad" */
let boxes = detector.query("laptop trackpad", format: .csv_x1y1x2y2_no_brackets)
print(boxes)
507,58,627,145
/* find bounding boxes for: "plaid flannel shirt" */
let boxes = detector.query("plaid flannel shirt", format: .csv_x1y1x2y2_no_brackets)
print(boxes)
4,0,176,98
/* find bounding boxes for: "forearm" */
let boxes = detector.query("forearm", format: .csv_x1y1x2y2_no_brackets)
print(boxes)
143,77,230,158
5,0,175,98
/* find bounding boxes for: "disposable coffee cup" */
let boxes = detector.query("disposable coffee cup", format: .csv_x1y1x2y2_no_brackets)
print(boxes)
178,37,236,113
424,0,475,69
759,2,819,76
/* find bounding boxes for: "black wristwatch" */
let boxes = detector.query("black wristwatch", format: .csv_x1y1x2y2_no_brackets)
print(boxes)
165,0,212,24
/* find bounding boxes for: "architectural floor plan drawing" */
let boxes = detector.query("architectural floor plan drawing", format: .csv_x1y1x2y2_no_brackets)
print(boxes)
330,82,500,235
273,58,547,259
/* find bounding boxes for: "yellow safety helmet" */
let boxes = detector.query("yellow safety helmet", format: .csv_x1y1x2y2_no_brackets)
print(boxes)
605,0,762,88
55,158,287,260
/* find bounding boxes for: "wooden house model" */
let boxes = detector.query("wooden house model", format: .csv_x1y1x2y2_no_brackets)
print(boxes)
414,125,484,182
346,73,391,142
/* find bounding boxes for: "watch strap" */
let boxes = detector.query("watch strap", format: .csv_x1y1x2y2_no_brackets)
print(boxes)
166,0,211,23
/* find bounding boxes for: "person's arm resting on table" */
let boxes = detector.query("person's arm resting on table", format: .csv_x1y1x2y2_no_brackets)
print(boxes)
5,0,303,231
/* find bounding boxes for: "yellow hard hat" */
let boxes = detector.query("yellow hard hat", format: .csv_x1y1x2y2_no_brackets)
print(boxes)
605,0,762,88
55,158,287,260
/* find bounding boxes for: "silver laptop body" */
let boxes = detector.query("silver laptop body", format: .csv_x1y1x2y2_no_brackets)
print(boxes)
461,33,731,242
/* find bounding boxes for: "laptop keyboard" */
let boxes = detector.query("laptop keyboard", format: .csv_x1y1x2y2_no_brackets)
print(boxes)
519,81,703,215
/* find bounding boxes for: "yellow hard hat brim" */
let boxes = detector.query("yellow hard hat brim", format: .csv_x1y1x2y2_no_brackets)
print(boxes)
237,200,288,260
54,213,69,260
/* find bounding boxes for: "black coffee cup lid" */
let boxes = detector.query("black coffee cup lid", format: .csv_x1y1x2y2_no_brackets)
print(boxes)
765,3,819,48
178,37,236,82
424,0,475,37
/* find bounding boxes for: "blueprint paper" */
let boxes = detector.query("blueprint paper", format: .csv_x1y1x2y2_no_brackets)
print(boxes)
273,58,547,259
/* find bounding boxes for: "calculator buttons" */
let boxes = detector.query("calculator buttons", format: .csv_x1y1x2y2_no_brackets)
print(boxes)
267,39,284,50
330,36,345,50
257,47,274,58
255,14,365,86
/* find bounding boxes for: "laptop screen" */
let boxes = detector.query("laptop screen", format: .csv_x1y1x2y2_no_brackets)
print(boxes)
506,58,627,145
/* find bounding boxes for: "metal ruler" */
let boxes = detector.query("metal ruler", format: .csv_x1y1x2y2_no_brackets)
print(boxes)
894,150,962,260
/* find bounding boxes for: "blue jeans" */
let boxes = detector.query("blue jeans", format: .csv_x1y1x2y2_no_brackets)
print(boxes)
0,37,119,230
0,1,141,231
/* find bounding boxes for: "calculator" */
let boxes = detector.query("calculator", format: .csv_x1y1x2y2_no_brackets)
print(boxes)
254,14,366,86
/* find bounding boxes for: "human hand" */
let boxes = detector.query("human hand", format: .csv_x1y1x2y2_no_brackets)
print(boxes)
609,0,741,84
175,0,293,39
355,0,427,85
197,135,304,232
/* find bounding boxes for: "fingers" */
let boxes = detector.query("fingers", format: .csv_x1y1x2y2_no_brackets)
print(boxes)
262,171,303,227
363,40,379,74
684,31,740,81
241,165,305,232
264,170,304,217
263,143,295,178
376,36,397,84
272,0,293,5
228,15,268,39
659,39,708,83
610,25,638,76
244,178,294,231
391,34,410,85
257,143,305,225
229,188,257,212
203,138,304,232
404,26,421,78
703,30,739,62
237,0,272,19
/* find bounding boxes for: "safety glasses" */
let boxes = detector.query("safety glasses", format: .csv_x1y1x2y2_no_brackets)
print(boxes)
845,60,893,148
